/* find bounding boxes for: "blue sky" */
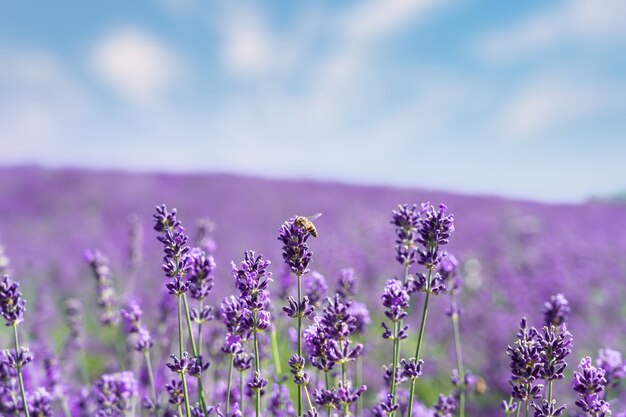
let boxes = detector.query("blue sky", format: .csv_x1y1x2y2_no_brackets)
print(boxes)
1,0,625,202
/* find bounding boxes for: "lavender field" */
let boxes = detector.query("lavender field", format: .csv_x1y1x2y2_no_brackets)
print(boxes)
1,166,626,417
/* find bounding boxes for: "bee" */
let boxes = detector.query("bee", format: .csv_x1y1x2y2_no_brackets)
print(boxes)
294,213,322,237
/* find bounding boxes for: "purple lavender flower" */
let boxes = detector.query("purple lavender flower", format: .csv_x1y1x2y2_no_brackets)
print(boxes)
572,356,610,416
536,324,572,382
305,271,328,307
120,299,143,334
391,204,420,267
337,268,357,300
288,355,310,385
278,217,313,275
188,248,216,300
507,318,544,401
303,322,335,372
433,394,456,417
348,301,371,334
381,279,409,323
531,400,566,417
84,250,118,326
28,388,52,417
400,358,424,381
596,348,626,388
268,383,295,417
0,274,26,326
92,371,138,416
416,203,454,269
247,371,268,393
166,379,184,405
542,294,570,328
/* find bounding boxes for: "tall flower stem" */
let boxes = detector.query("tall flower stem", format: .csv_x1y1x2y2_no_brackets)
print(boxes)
547,381,553,403
182,294,198,356
390,321,401,417
180,294,208,416
296,271,303,417
356,357,363,417
303,385,315,411
451,313,466,417
515,401,521,417
271,327,282,377
342,353,348,417
13,323,30,417
524,400,529,417
325,371,331,417
253,311,262,417
407,269,432,417
240,370,245,413
177,295,184,357
226,354,234,415
144,350,158,414
181,374,193,417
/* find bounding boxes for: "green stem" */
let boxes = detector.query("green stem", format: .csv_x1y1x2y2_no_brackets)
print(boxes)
407,267,433,417
342,358,348,417
524,400,529,417
177,295,184,357
253,310,261,417
325,371,331,417
514,401,521,417
182,294,198,356
144,350,158,414
178,404,184,417
13,324,30,417
198,299,204,356
390,321,401,417
548,380,553,403
297,272,303,417
271,327,282,377
304,385,315,411
452,313,465,417
240,370,245,413
59,393,72,417
226,354,234,415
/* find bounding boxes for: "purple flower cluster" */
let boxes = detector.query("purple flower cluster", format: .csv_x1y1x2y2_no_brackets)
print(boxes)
0,274,26,326
92,371,138,416
572,357,611,416
84,250,118,325
153,205,192,296
391,204,420,268
278,217,313,275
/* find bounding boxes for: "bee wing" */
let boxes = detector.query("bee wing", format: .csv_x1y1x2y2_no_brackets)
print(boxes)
307,213,323,221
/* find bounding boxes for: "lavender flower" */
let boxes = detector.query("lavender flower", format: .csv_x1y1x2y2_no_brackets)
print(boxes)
337,268,357,300
596,348,626,388
189,248,216,300
433,394,456,417
268,383,295,417
542,294,570,328
93,371,138,416
507,318,544,402
391,204,420,267
84,250,118,325
305,271,328,307
288,355,310,385
536,325,572,382
531,400,566,417
0,274,26,326
572,356,610,416
416,203,455,269
28,388,52,417
278,217,313,275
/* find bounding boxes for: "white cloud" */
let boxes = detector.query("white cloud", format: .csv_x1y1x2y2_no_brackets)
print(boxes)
493,77,625,140
90,27,182,105
477,0,626,63
0,50,92,157
345,0,440,41
217,5,274,78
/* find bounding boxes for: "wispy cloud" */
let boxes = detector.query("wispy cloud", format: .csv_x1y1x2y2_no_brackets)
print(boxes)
476,0,626,63
0,50,92,157
90,27,183,105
